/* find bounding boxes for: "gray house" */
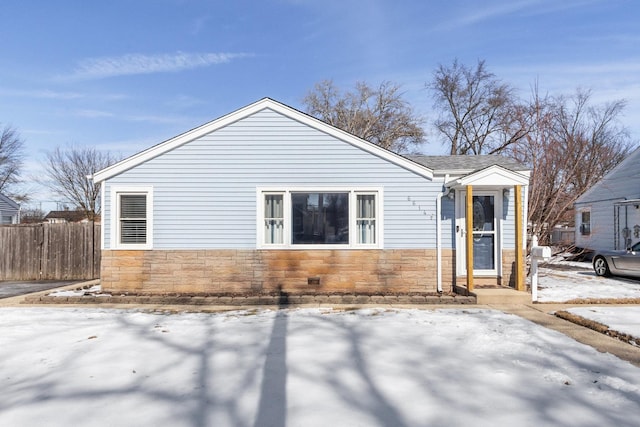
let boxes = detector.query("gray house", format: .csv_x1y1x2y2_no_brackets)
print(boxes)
0,193,20,224
575,146,640,251
92,98,530,296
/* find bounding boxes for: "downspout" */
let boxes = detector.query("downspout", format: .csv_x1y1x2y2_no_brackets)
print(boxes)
523,184,529,250
436,174,451,294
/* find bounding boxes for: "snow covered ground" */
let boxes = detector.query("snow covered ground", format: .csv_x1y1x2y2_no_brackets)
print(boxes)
566,306,640,341
1,307,639,427
534,259,640,344
535,261,640,303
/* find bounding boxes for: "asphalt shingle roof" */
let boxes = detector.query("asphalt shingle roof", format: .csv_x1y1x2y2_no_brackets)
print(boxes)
406,155,528,173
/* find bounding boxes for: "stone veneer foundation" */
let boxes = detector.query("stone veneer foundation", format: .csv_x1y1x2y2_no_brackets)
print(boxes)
501,249,522,288
100,249,455,295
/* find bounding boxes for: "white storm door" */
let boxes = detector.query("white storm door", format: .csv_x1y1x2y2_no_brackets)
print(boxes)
456,191,500,276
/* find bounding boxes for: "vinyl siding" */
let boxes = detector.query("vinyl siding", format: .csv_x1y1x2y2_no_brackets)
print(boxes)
0,195,19,224
104,108,445,250
575,202,640,250
574,147,640,250
501,191,515,249
574,202,614,250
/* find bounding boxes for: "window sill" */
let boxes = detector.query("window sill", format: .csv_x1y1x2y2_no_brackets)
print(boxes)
257,244,381,250
111,244,153,251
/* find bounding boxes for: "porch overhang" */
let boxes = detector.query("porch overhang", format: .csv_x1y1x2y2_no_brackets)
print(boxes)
450,164,529,294
447,164,530,189
614,198,640,207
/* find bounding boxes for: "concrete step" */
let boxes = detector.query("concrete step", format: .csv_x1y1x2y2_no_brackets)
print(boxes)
471,288,531,305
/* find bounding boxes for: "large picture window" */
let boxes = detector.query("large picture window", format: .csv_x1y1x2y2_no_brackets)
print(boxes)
292,192,349,244
259,189,381,248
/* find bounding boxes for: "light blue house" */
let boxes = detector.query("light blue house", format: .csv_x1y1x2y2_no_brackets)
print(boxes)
0,193,20,224
575,146,640,251
92,98,530,296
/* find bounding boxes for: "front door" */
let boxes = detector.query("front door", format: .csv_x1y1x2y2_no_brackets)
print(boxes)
456,191,500,276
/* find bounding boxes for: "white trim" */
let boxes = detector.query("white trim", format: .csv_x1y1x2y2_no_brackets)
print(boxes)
451,165,529,188
110,186,154,250
101,184,106,250
256,186,383,249
92,98,433,183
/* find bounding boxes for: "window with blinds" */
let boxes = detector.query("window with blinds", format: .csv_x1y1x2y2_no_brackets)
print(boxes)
119,194,147,244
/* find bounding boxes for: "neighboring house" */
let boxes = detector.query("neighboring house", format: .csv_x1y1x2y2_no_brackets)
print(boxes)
0,193,20,224
44,210,96,223
575,146,640,251
92,98,530,296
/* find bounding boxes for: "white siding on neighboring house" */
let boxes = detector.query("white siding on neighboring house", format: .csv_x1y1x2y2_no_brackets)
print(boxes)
0,193,20,224
575,147,640,251
103,108,443,250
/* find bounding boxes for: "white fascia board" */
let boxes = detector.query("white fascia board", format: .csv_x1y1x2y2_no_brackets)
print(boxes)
92,98,434,183
452,165,529,188
434,168,530,179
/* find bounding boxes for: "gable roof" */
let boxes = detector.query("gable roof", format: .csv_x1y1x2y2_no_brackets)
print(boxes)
575,145,640,205
93,98,434,183
407,155,529,175
450,164,530,187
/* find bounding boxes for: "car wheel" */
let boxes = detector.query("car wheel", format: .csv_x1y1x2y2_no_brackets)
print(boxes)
593,257,611,277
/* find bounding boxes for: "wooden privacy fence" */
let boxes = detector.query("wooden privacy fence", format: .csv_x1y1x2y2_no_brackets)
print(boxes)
0,223,100,281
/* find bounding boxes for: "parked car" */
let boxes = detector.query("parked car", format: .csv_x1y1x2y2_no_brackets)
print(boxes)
593,241,640,278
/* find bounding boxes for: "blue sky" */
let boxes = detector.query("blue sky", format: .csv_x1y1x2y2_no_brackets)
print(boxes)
1,0,639,209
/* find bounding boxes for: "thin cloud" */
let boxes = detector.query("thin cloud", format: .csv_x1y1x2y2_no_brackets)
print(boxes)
456,1,538,27
73,108,197,125
495,60,640,85
65,51,251,80
74,109,115,119
435,0,598,32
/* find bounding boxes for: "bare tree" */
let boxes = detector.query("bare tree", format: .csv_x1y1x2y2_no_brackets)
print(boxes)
303,80,425,153
429,59,528,155
0,125,25,193
42,145,121,220
507,87,632,245
20,207,46,224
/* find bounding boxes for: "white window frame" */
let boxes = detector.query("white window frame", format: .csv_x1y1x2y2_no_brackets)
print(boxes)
455,189,502,276
110,186,154,250
257,187,383,249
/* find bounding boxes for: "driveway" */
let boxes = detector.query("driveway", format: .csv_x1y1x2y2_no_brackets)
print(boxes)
0,281,81,299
